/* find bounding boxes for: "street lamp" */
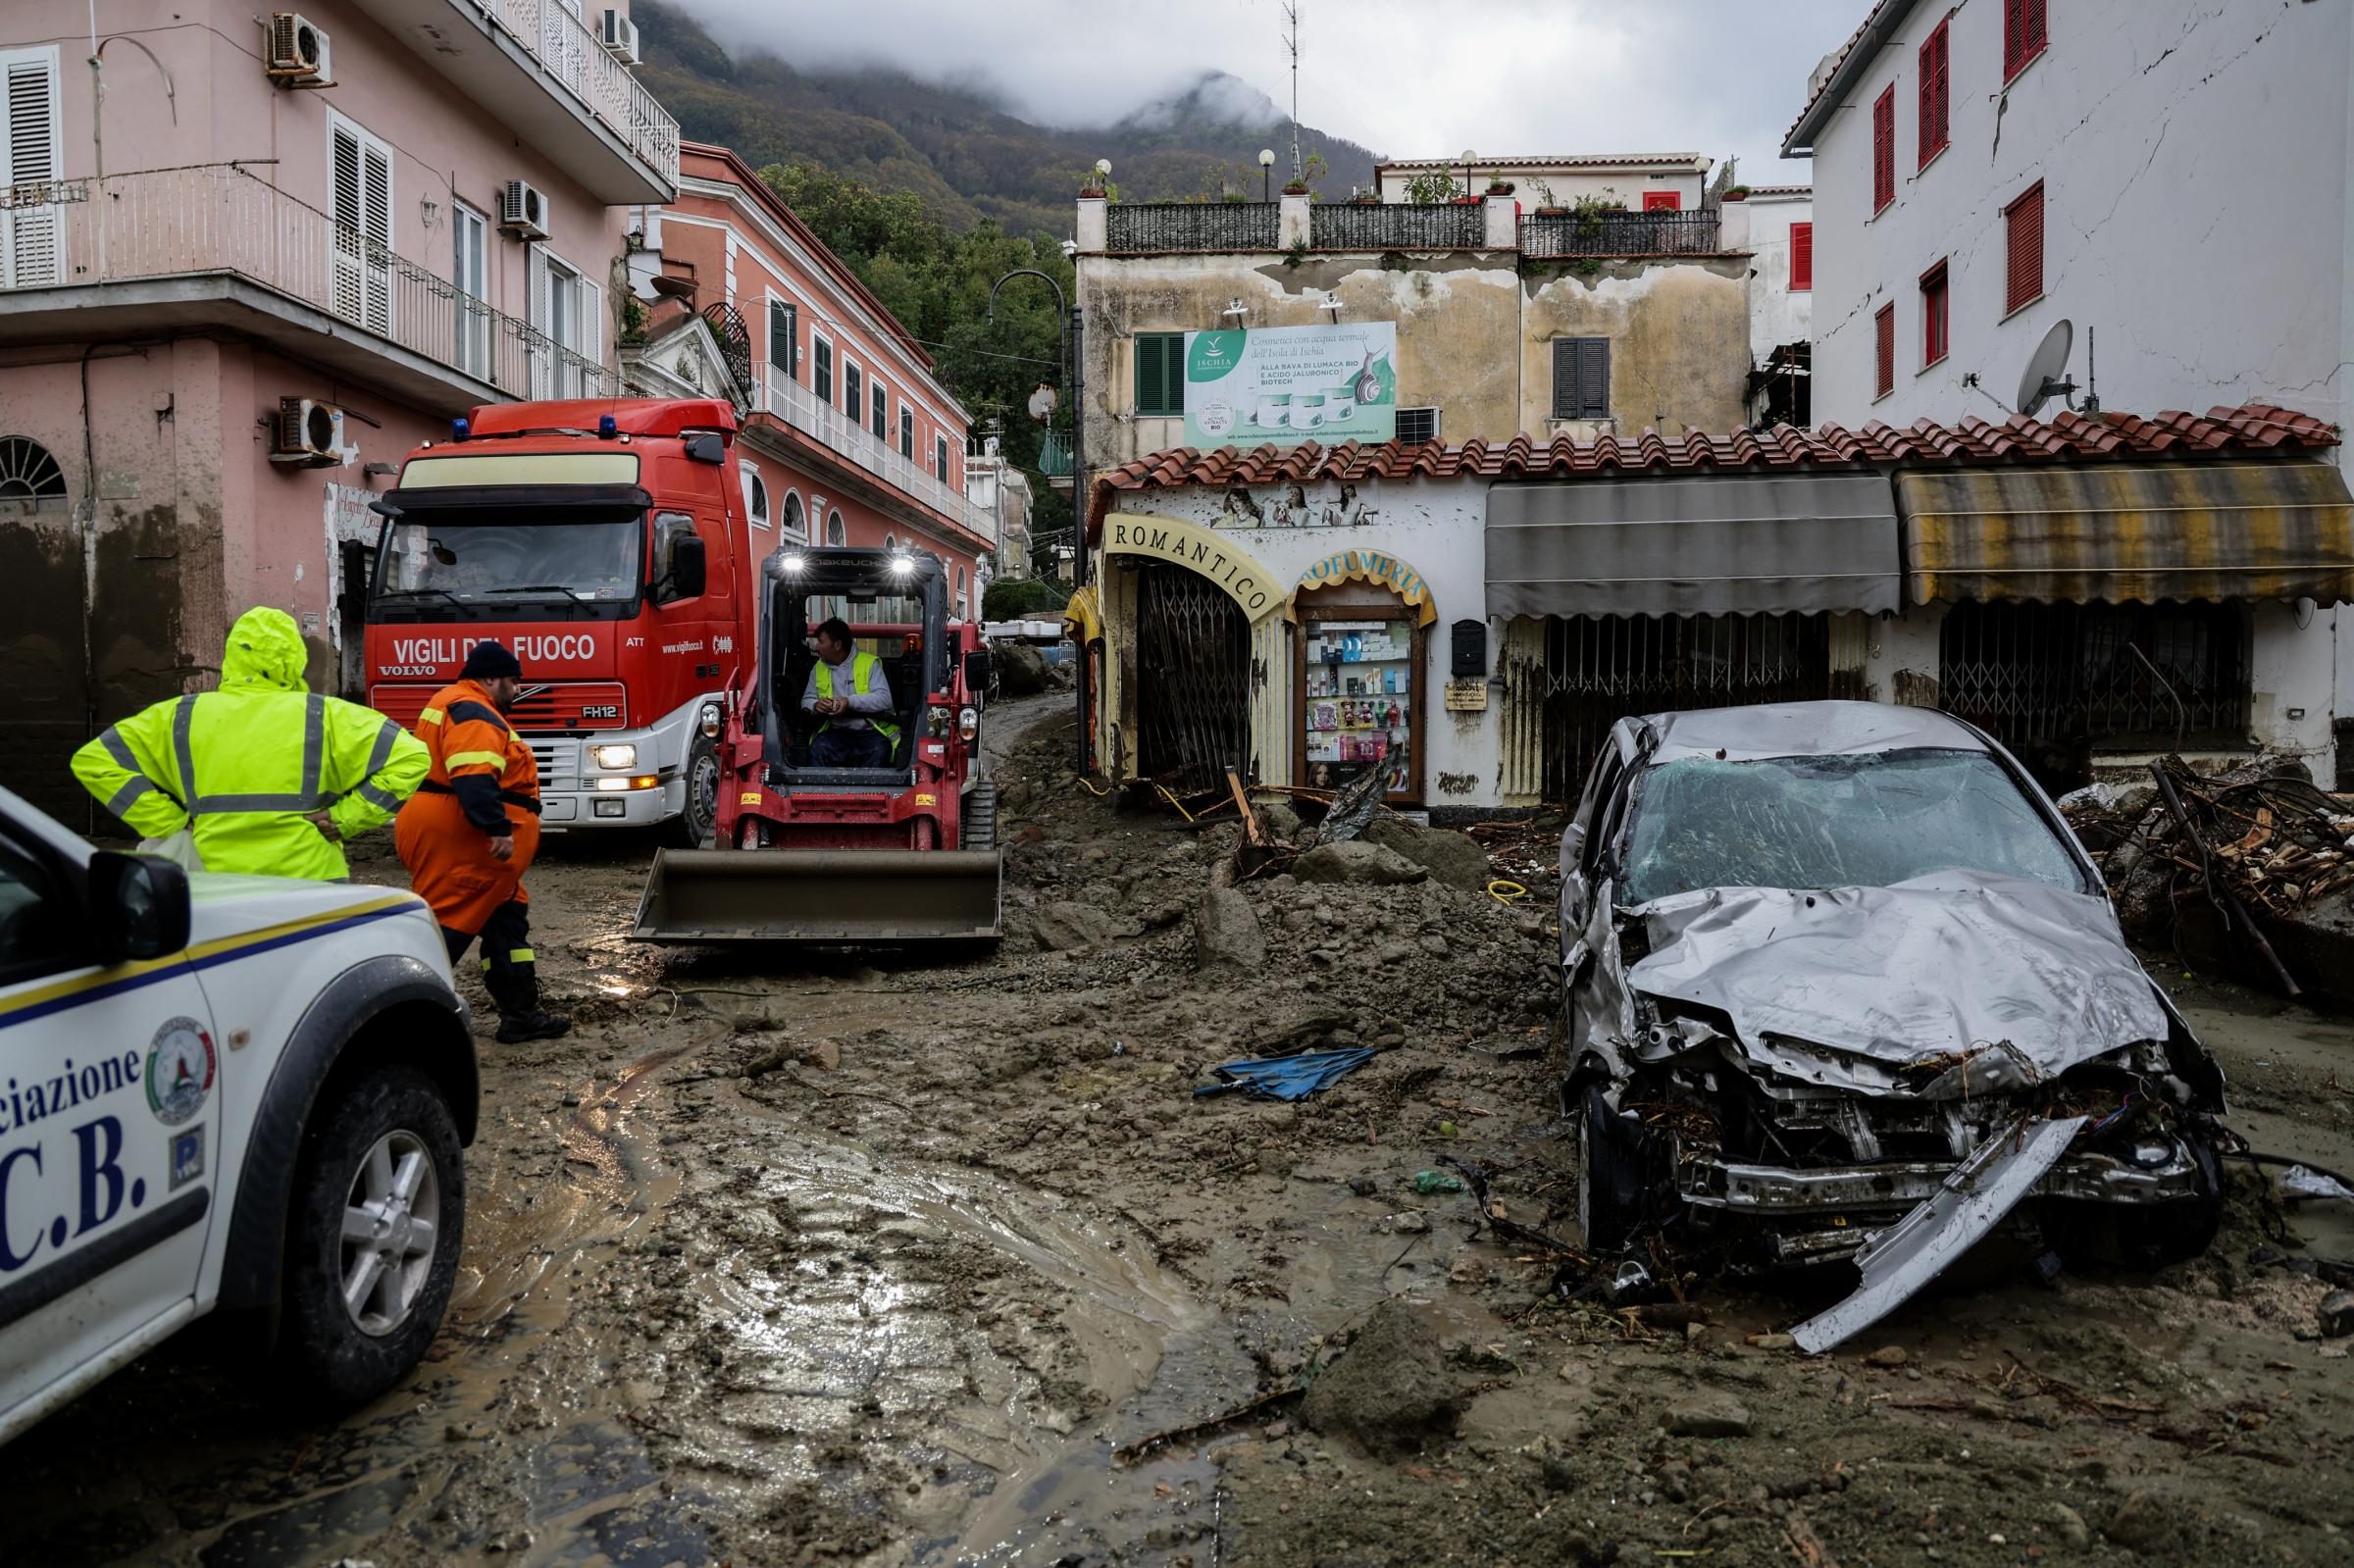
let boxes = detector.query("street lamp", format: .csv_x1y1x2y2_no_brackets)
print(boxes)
989,266,1090,771
1258,147,1275,201
1459,148,1476,199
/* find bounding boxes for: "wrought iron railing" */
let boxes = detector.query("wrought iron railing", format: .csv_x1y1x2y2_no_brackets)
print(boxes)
756,362,998,546
470,0,681,189
1520,209,1722,258
1105,202,1282,252
1309,201,1487,251
0,165,609,398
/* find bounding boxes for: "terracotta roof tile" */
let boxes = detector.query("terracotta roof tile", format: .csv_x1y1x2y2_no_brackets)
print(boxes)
1087,405,2343,531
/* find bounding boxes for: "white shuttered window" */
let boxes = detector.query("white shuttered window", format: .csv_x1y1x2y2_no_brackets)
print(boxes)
329,113,393,333
1,47,64,288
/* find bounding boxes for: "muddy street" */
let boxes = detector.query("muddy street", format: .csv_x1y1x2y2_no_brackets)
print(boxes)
17,696,2354,1568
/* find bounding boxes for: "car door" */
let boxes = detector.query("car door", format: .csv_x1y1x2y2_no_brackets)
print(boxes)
0,815,218,1427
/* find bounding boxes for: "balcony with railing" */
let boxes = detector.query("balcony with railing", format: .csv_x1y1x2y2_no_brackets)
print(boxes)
755,363,998,548
0,165,609,408
1309,201,1488,251
1105,202,1282,253
355,0,680,201
1519,208,1723,259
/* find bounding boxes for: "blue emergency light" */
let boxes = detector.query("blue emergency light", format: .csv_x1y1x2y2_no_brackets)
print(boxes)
450,417,470,441
598,414,619,438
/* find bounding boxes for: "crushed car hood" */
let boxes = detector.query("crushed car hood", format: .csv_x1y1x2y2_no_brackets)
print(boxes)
1625,872,2168,1082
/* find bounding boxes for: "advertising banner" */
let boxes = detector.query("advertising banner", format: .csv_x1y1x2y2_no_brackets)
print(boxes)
1182,324,1398,449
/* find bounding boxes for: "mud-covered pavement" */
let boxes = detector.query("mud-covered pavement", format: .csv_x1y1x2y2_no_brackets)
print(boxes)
20,696,2354,1567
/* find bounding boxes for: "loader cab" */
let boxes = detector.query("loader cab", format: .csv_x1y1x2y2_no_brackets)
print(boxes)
759,546,948,785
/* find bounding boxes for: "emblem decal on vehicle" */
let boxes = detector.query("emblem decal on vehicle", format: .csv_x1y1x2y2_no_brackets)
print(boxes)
145,1018,217,1127
170,1126,205,1189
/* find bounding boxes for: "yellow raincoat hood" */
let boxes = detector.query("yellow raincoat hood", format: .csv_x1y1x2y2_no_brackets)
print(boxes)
220,606,310,693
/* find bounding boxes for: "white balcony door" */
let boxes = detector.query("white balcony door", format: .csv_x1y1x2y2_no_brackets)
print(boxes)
452,201,489,379
329,114,393,334
1,47,64,288
530,244,600,398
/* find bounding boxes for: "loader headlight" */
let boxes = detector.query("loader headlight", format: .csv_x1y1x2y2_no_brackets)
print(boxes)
589,742,639,770
889,555,915,578
698,703,722,738
780,553,807,575
958,705,978,741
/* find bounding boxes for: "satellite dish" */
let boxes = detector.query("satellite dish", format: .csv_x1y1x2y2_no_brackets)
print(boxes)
2016,319,2074,417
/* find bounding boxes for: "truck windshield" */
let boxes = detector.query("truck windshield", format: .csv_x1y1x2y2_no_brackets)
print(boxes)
379,510,643,602
1618,747,2084,903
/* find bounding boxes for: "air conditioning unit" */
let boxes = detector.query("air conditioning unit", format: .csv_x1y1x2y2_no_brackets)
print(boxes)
598,9,640,65
266,13,333,86
272,397,345,467
500,179,550,239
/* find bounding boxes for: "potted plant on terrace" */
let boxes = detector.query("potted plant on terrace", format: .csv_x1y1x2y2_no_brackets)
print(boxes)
1486,176,1515,196
1529,179,1566,218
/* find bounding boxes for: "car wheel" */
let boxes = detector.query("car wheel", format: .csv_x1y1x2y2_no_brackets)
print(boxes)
278,1064,464,1407
665,733,720,849
1575,1084,1664,1255
2049,1136,2225,1271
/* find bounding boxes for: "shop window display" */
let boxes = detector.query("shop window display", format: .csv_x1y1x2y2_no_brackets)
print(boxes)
1300,615,1420,801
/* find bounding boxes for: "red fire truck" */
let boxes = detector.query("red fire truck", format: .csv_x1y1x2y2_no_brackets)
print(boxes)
363,398,750,844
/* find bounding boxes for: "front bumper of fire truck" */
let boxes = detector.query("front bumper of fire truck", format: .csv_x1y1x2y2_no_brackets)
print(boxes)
525,697,716,829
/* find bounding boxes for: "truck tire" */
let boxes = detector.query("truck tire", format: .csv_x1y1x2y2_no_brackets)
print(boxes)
666,732,720,849
962,782,998,850
277,1063,465,1408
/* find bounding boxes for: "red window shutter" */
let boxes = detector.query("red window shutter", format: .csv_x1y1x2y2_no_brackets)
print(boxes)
1643,190,1681,211
1790,223,1814,290
2006,0,2046,79
1919,22,1949,166
2006,182,2044,313
1921,261,1949,365
1872,85,1896,212
1875,303,1896,397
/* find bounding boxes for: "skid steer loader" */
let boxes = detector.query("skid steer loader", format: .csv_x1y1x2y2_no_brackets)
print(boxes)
631,546,1001,944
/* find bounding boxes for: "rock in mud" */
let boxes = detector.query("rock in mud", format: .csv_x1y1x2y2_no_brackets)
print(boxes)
996,642,1051,694
1195,885,1267,972
2051,1501,2092,1547
1293,840,1428,887
1030,900,1121,951
1362,818,1491,891
1250,793,1305,841
1301,1298,1466,1454
1664,1393,1754,1438
2105,1490,2179,1554
2319,1289,2354,1338
801,1038,842,1071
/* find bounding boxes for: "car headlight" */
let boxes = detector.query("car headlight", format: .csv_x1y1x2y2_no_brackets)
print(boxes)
590,742,638,770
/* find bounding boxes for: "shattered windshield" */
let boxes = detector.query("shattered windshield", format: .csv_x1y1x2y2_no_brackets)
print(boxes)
380,511,643,602
1618,747,2084,903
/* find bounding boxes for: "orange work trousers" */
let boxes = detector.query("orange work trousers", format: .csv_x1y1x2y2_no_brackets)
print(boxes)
394,789,539,936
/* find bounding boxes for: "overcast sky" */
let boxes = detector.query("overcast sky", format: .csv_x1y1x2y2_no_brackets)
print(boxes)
679,0,1868,187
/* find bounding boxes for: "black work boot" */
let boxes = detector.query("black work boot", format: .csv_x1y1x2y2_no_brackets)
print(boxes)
486,968,571,1044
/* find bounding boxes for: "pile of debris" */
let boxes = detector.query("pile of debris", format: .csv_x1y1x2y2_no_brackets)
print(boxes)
2063,757,2354,1000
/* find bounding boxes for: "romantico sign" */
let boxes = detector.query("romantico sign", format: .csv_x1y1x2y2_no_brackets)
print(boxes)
1294,548,1437,625
1102,514,1284,622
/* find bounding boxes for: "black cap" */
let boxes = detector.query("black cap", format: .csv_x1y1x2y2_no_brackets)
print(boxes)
461,640,523,681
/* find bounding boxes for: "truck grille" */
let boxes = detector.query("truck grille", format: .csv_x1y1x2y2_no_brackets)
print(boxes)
368,683,629,733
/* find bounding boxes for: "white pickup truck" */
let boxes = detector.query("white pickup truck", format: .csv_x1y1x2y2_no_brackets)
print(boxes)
0,784,477,1444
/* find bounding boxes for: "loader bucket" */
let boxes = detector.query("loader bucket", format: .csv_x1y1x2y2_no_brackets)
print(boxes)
631,848,1003,944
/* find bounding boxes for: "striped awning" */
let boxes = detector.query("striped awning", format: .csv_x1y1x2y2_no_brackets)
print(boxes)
1900,459,2354,605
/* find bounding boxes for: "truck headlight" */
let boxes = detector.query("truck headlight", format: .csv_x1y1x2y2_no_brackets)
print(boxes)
958,705,978,741
698,703,722,738
590,742,638,771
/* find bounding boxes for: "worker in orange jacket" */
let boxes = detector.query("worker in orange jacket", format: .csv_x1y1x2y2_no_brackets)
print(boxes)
394,642,570,1043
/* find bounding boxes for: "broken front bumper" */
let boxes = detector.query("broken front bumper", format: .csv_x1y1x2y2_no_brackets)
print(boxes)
1678,1136,2208,1215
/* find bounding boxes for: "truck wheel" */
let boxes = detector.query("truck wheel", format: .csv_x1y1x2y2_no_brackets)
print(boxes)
666,733,719,849
962,782,998,850
277,1064,464,1408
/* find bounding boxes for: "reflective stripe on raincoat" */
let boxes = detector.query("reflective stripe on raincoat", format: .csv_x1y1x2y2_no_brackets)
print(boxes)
68,606,430,880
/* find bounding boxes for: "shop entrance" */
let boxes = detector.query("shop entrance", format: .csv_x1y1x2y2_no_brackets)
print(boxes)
1540,611,1830,799
1135,561,1252,791
1295,580,1426,803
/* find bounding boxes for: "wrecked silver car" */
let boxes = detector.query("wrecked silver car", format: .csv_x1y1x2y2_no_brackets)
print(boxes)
1558,702,2226,1346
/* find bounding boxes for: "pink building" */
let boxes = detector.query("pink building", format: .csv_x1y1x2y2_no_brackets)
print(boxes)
0,0,678,823
622,144,993,617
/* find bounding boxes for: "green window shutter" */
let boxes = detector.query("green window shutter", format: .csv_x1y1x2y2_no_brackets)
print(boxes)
1551,338,1577,421
1136,333,1167,414
1165,334,1187,416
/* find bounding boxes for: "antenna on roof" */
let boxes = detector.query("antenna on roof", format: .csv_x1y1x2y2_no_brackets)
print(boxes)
1282,0,1303,183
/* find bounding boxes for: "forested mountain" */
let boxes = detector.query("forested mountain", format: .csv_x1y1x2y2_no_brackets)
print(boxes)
636,1,1382,238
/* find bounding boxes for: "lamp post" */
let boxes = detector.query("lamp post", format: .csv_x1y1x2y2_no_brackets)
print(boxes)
1258,147,1275,201
1459,148,1476,199
989,266,1089,771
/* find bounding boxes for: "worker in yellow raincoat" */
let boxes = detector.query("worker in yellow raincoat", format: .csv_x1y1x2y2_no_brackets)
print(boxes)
69,606,429,879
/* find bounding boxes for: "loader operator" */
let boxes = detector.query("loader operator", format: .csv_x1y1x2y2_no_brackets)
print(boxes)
395,641,571,1043
801,617,900,769
69,606,429,878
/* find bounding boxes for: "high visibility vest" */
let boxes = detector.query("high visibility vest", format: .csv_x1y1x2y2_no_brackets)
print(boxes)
813,652,901,744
